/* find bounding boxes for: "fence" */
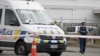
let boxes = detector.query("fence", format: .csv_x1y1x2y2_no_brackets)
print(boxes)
55,18,100,46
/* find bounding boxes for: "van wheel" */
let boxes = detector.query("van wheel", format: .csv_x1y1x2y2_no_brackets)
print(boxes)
49,52,62,56
0,50,3,54
15,41,29,56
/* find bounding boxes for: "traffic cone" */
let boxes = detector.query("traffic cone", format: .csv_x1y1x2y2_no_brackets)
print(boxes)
31,39,37,56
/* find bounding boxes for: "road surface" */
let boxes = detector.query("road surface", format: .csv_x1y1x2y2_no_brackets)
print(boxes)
0,47,100,56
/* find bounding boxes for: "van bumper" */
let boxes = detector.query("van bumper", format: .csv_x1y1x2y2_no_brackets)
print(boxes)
37,44,66,52
26,43,66,52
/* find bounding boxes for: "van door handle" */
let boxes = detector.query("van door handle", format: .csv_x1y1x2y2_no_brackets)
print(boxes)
3,28,6,30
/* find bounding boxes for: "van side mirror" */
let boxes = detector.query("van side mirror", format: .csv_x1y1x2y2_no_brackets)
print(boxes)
10,19,20,26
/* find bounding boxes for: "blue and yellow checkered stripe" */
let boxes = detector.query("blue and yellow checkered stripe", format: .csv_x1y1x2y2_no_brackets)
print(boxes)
39,29,62,34
35,38,65,44
13,30,26,40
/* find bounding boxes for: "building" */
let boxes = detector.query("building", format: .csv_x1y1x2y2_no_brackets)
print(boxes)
36,0,100,26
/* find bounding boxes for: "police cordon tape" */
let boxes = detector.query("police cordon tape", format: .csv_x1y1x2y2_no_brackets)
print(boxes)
39,34,100,39
0,35,27,39
0,34,100,39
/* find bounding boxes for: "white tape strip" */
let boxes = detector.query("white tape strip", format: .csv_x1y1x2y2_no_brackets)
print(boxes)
0,34,99,39
32,45,36,49
0,35,26,39
0,35,26,37
39,34,100,39
0,35,36,38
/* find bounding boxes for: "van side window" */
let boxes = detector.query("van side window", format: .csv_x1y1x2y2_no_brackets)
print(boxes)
66,27,75,32
5,9,19,25
0,9,2,23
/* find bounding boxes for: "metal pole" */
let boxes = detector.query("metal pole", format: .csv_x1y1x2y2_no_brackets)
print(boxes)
60,17,63,28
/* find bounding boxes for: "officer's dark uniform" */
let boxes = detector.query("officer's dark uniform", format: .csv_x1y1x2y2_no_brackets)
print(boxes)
78,22,88,54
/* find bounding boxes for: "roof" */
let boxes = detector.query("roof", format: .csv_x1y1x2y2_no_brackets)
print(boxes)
0,0,45,10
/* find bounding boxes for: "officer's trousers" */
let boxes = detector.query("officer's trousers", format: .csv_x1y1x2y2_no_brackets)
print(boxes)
79,38,86,52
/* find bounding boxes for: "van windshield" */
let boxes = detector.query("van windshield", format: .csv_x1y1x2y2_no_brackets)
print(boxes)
16,9,54,25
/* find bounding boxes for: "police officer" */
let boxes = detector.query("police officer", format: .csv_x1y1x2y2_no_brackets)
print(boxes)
77,22,89,54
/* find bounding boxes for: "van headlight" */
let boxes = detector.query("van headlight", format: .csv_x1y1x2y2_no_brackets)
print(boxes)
28,32,38,37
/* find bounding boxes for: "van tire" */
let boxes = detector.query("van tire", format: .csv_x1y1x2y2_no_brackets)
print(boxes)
49,52,62,56
0,50,3,54
15,41,29,56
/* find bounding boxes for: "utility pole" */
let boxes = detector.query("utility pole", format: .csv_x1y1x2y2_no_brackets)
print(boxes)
60,17,63,28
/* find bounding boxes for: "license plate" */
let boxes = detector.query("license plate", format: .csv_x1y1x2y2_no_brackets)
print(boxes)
51,45,58,48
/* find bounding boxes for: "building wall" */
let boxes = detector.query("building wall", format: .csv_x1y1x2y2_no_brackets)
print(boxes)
36,0,100,24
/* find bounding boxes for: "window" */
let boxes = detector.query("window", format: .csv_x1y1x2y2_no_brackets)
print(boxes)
0,9,2,23
5,9,18,25
16,9,53,25
66,27,75,32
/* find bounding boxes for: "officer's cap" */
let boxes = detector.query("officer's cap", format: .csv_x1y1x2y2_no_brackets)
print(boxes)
81,22,86,25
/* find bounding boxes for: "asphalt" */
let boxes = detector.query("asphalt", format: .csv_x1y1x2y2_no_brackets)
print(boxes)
0,46,100,56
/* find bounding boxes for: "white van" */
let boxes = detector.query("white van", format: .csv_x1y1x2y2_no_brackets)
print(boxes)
0,0,67,56
66,26,97,35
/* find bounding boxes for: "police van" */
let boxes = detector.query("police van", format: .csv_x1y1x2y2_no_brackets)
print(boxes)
0,0,67,56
